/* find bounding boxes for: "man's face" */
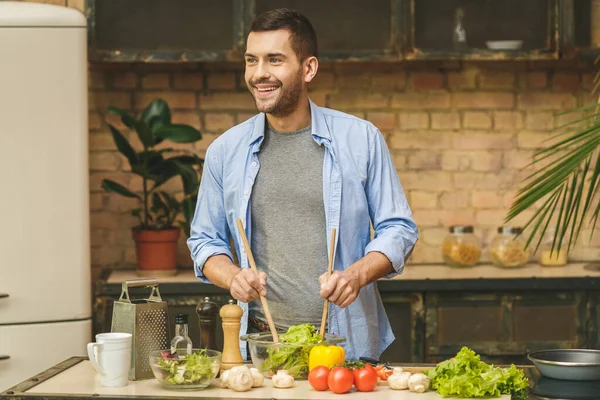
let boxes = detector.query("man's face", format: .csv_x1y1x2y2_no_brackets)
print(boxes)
244,29,305,117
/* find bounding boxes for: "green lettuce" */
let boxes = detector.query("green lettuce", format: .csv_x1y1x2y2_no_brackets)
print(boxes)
426,347,529,398
157,350,214,385
260,323,323,378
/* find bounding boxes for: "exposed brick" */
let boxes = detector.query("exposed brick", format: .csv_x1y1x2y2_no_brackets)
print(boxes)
555,111,583,128
392,92,451,109
89,112,103,130
134,91,196,110
236,113,257,124
471,151,503,172
494,111,524,130
90,152,122,172
90,193,104,211
107,195,139,213
411,210,444,226
525,112,554,131
518,93,577,110
479,71,515,89
338,73,371,90
141,73,170,89
91,246,123,266
464,112,492,129
88,71,106,89
89,91,132,111
112,73,138,89
91,230,105,247
199,92,257,110
90,132,118,151
503,150,535,169
204,113,235,132
441,151,471,171
371,72,407,91
410,72,445,90
582,73,595,90
452,92,514,109
171,111,201,130
207,72,237,90
552,73,580,91
448,67,478,90
195,133,219,154
408,191,439,209
503,191,518,208
329,92,389,109
67,0,85,11
519,72,548,89
390,132,452,150
91,212,120,230
310,71,336,90
475,209,509,226
442,209,476,226
420,227,448,246
431,112,460,130
407,152,442,170
309,91,327,107
453,172,517,190
452,132,513,150
366,112,396,131
173,72,204,90
517,131,550,149
399,171,454,190
440,191,469,209
398,112,429,130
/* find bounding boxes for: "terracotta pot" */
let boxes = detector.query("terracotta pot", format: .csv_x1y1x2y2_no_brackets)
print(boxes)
132,228,181,276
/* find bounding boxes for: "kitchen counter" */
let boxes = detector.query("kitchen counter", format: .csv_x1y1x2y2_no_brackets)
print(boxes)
0,356,564,400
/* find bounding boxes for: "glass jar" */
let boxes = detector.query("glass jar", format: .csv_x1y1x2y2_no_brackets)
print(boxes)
538,228,568,267
490,226,530,268
442,225,481,267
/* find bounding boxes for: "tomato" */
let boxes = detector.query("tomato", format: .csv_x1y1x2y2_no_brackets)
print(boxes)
328,367,354,394
352,364,378,392
374,365,393,381
308,365,330,391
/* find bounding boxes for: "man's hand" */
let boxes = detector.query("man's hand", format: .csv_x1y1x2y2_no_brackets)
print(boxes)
230,268,267,303
319,269,361,308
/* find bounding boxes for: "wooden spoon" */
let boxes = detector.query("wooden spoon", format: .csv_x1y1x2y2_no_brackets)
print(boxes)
319,228,337,340
235,219,279,343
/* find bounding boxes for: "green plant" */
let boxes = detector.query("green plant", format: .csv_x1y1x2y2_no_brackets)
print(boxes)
101,99,203,234
506,68,600,254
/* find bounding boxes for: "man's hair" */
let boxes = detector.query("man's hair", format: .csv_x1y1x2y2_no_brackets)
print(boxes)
249,8,318,61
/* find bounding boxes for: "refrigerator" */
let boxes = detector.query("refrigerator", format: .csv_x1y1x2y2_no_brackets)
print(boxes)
0,2,91,391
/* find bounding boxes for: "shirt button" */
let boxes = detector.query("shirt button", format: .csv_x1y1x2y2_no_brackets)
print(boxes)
252,162,258,167
244,189,249,195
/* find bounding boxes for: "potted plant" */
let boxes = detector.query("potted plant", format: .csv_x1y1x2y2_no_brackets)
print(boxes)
101,99,203,276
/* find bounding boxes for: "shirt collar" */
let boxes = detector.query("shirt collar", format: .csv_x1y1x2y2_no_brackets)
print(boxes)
249,98,331,150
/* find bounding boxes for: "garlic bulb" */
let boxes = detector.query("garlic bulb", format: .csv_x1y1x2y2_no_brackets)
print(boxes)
227,366,253,392
219,369,230,388
250,367,264,388
408,373,430,393
388,371,411,390
271,370,294,388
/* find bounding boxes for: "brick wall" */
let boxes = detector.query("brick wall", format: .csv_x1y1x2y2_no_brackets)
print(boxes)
8,0,600,276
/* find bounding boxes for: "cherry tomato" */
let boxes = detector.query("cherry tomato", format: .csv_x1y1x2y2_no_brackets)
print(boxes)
352,364,378,392
308,365,330,391
328,367,354,394
374,365,393,381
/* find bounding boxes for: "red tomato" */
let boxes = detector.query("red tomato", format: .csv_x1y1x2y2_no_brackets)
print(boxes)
374,365,393,381
352,364,378,392
308,366,330,391
328,367,354,394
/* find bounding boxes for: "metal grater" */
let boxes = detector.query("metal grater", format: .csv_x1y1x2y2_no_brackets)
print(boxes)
111,278,170,380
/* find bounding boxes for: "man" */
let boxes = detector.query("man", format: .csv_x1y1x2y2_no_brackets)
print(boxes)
187,8,418,360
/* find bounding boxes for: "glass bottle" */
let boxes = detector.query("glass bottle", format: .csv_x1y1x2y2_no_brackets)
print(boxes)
442,225,481,267
490,226,530,268
170,313,193,355
452,7,467,51
539,228,568,267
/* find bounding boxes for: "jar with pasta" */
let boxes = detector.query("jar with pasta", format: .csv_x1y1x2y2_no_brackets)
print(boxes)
442,225,481,267
538,228,568,266
490,226,530,268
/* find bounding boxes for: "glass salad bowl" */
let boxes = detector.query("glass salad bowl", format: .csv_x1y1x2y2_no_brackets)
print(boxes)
240,332,346,379
149,349,221,390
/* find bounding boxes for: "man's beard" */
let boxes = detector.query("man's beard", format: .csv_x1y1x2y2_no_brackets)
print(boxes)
249,70,303,117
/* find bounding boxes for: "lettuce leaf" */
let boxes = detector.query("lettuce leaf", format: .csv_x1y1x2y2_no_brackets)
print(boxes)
426,347,529,398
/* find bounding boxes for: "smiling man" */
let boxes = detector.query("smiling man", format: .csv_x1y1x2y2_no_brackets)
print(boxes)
187,8,418,361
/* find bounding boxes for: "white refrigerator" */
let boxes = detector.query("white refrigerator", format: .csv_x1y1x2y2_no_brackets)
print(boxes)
0,2,91,391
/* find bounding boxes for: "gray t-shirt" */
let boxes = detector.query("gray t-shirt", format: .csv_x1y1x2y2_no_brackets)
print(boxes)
249,122,328,330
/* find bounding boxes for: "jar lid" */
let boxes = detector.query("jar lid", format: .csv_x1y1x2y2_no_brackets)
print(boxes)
449,225,474,233
498,226,522,234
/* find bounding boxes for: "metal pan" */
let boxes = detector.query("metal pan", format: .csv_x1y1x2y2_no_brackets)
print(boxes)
528,349,600,381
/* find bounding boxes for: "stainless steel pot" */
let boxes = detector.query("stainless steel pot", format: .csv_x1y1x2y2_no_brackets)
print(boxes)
528,349,600,381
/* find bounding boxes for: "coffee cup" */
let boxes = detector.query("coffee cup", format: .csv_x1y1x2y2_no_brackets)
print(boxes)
87,332,132,387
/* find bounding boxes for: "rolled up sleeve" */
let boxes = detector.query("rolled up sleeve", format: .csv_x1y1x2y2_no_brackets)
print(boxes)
186,142,233,283
363,125,418,278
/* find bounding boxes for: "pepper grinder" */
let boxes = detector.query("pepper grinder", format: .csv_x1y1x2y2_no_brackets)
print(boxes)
220,299,244,373
196,297,219,350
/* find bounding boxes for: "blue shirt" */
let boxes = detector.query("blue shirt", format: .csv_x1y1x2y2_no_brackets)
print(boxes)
187,99,418,361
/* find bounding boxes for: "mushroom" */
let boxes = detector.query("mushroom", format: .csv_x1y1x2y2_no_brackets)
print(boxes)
227,365,253,392
219,369,230,388
408,373,430,393
388,370,411,390
250,367,264,388
271,370,294,388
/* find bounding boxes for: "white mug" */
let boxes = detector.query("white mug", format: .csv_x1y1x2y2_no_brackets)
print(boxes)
87,332,132,387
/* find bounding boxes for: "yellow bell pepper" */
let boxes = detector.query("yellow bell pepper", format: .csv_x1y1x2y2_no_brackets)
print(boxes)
309,345,345,371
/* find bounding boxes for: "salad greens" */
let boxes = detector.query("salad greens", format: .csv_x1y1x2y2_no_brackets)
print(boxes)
260,323,323,378
426,347,529,398
157,349,215,385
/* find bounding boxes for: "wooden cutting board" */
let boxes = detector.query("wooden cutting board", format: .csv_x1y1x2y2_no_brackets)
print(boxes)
26,361,511,400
